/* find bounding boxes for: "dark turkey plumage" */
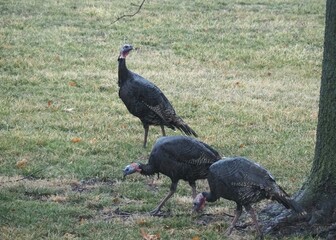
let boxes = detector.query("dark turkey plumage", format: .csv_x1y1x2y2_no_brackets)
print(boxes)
118,44,198,147
123,135,221,215
193,157,305,236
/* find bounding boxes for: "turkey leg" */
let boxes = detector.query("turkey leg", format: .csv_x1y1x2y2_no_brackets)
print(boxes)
189,181,197,198
245,204,263,238
226,204,243,235
150,182,177,216
143,124,149,148
160,125,166,136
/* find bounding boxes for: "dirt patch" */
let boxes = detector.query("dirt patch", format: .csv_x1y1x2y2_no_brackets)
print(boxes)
0,176,279,240
70,178,116,193
0,176,117,203
0,176,115,189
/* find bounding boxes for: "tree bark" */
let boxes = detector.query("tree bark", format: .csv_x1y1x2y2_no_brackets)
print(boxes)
297,0,336,215
263,1,336,237
295,0,336,220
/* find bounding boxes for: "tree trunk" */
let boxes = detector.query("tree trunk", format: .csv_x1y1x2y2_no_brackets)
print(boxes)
295,0,336,221
263,1,336,238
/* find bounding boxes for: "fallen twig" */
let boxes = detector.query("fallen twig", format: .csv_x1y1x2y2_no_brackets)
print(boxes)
200,212,235,218
0,168,45,186
114,207,132,216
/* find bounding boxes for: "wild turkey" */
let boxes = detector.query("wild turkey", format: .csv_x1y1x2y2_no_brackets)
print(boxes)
193,157,305,236
123,135,221,215
118,44,198,147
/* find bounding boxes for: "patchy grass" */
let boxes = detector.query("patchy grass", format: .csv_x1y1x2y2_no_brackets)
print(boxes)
1,0,324,239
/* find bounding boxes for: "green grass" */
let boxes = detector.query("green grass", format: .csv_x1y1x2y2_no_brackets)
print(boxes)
1,0,325,239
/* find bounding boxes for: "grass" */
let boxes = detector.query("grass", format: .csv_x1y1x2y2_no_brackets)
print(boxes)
0,0,325,239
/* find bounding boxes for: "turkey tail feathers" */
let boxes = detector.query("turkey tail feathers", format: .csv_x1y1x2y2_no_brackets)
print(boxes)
175,122,198,137
274,195,306,214
287,198,306,214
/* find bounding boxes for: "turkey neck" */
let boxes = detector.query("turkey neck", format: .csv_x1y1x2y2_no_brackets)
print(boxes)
138,163,156,176
203,192,218,203
118,57,131,86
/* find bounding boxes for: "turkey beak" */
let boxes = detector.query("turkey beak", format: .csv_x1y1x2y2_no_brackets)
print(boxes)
123,169,129,179
126,45,134,53
192,202,200,213
192,206,201,216
122,168,129,179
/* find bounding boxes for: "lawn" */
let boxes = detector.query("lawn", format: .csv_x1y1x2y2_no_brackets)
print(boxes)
0,0,325,239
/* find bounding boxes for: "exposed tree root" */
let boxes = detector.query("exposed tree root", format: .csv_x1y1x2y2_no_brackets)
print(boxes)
260,202,336,239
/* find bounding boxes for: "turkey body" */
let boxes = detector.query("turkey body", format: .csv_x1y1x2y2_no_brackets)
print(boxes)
118,44,197,147
123,135,221,215
145,136,221,183
193,157,305,236
118,70,175,130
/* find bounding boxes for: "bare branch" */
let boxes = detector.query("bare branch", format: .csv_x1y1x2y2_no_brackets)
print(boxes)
113,0,146,24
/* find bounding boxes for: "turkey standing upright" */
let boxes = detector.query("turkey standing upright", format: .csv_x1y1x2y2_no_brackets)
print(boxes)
118,44,198,147
193,157,305,236
123,135,221,215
